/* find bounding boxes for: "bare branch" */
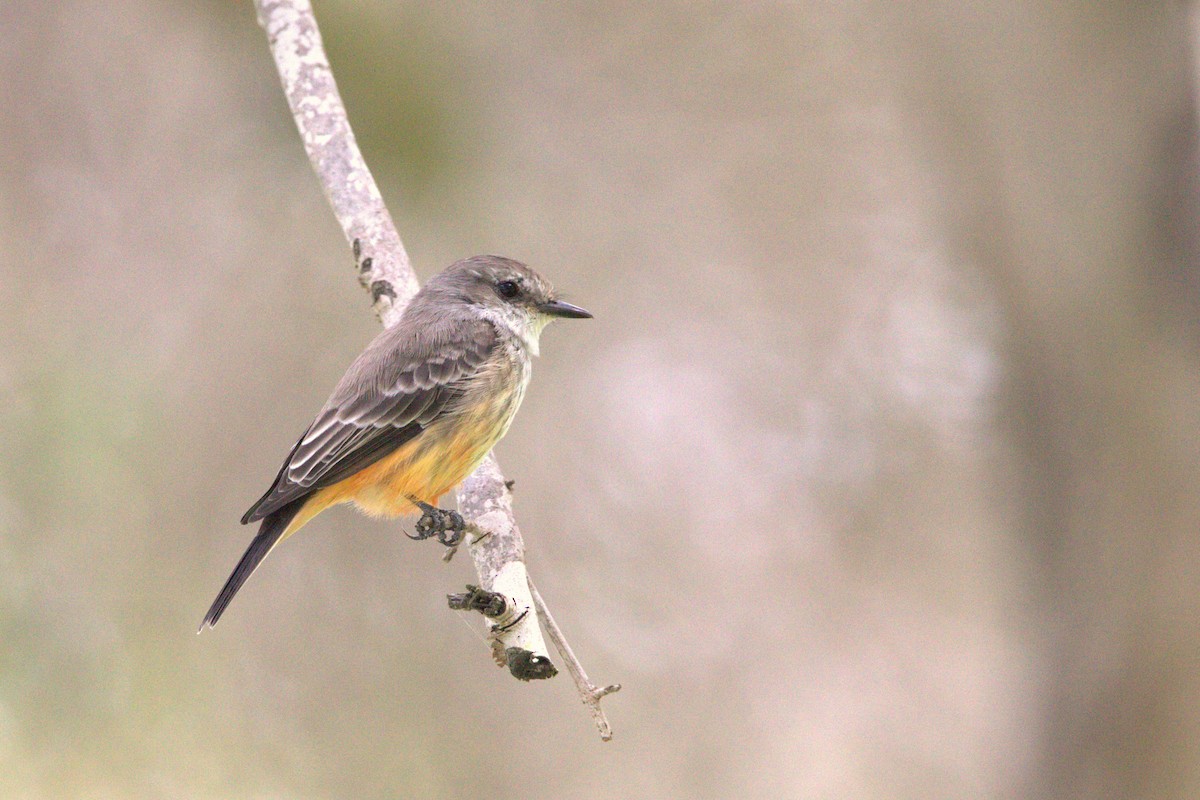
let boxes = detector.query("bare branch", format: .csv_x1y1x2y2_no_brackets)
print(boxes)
252,0,616,737
529,581,621,741
254,0,417,325
456,455,555,679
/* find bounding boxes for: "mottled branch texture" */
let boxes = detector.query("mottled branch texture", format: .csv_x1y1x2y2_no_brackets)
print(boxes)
251,0,615,738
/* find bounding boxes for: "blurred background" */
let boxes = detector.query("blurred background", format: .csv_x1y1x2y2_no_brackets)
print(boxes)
2,1,1199,797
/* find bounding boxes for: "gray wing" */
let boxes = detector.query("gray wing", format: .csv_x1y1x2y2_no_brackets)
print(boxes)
241,315,497,524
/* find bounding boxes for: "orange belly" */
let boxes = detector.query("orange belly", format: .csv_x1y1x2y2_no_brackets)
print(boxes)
279,397,516,540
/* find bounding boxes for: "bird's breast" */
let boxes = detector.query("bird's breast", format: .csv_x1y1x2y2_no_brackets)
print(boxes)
436,344,531,464
348,346,532,514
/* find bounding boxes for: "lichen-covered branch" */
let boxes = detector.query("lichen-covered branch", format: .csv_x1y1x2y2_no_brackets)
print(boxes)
251,0,616,738
254,0,417,326
456,455,554,680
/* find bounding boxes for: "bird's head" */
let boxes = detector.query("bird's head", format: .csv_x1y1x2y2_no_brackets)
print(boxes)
426,255,592,355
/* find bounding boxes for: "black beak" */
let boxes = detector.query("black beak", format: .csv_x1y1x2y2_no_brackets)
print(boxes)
539,299,593,319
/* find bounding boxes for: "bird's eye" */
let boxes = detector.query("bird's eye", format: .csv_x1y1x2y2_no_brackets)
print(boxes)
496,280,520,299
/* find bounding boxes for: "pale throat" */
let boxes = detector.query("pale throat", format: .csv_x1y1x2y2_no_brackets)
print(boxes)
477,305,551,356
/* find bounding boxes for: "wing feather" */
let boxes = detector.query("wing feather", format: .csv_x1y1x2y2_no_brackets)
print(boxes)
242,315,497,524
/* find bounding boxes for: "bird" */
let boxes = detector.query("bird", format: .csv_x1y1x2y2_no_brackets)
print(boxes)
200,255,591,630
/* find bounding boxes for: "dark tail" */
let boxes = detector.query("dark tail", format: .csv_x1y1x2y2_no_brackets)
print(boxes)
199,499,305,632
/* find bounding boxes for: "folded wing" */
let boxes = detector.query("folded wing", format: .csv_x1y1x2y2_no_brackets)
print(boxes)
241,316,497,523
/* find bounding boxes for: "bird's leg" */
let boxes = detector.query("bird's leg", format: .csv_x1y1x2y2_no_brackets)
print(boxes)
407,499,466,547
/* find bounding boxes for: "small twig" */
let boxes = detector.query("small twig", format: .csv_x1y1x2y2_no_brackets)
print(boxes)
529,580,620,741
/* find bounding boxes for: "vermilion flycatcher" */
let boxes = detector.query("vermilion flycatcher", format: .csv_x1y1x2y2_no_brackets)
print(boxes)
200,256,591,629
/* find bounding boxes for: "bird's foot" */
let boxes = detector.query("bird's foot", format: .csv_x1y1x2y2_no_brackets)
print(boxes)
407,500,465,547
